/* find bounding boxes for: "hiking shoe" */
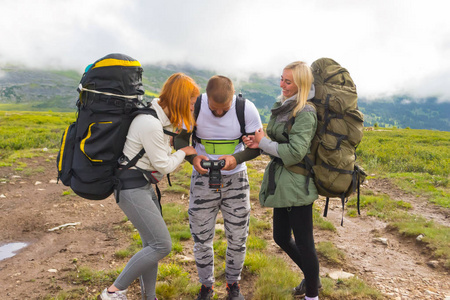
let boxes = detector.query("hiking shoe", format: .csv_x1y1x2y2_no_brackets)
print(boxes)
196,284,214,300
97,288,128,300
292,279,322,297
226,282,245,300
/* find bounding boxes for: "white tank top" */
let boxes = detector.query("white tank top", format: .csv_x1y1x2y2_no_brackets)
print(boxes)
194,93,262,175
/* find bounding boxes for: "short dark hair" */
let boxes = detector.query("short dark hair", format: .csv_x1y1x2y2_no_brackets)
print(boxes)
206,75,234,104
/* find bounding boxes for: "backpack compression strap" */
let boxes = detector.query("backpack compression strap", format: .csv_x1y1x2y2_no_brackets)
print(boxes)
78,84,144,101
115,108,178,203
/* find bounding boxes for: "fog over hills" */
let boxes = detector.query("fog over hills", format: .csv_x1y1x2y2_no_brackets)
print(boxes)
0,65,449,131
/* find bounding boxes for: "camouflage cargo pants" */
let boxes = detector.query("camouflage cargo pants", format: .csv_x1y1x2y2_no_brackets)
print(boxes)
189,170,250,286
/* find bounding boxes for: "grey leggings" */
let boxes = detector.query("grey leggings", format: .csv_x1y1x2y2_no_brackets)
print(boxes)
113,184,172,300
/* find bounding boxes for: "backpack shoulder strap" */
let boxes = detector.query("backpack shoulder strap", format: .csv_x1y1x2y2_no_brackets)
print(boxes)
235,93,246,136
194,94,202,120
133,106,177,137
192,94,202,144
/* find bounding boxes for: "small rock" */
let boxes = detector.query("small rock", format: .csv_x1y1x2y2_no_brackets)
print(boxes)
43,148,48,152
175,255,195,263
328,270,354,280
215,223,225,231
416,234,424,241
372,237,388,245
35,181,42,185
425,289,439,296
49,179,57,184
0,194,6,198
11,175,21,179
48,269,58,273
426,260,439,268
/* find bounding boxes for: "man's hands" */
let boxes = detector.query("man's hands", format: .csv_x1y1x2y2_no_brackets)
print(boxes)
218,155,237,171
193,155,209,174
193,155,237,173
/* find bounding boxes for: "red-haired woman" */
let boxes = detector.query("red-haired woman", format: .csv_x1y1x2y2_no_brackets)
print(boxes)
99,73,199,300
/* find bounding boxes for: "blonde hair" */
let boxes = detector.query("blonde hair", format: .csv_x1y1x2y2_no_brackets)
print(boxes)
283,61,314,116
158,73,200,132
206,75,234,104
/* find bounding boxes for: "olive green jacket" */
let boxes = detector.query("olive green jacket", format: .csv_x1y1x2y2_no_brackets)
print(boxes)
259,100,318,208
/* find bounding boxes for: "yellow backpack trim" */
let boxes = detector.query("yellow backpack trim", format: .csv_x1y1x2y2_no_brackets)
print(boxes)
80,122,112,162
92,58,141,69
58,125,70,171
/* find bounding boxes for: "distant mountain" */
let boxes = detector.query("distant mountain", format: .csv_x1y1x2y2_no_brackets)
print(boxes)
0,65,448,131
359,96,450,131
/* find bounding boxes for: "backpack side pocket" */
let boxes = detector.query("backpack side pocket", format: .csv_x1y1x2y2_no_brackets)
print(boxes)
56,122,77,186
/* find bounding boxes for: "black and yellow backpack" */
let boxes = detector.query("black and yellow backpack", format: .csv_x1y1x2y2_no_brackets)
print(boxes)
56,53,175,202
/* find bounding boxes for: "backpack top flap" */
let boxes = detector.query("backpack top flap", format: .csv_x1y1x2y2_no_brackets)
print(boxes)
312,58,358,114
79,53,145,98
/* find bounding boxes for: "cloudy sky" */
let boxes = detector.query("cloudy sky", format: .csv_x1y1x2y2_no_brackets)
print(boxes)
1,0,449,100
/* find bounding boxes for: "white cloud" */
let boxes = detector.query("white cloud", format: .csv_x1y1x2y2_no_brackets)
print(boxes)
0,0,449,100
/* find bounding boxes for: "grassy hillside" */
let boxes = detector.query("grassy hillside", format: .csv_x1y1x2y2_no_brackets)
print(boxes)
357,128,449,208
1,65,449,131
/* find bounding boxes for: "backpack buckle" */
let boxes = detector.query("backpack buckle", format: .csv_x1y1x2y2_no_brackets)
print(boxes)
124,100,134,113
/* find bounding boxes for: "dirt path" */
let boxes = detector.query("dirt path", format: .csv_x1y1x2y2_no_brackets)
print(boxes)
0,153,449,299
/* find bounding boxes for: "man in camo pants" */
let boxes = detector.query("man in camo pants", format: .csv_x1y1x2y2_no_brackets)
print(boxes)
175,75,262,300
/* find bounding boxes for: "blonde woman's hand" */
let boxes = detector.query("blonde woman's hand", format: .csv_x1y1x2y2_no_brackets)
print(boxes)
254,128,265,143
242,135,258,149
243,127,264,148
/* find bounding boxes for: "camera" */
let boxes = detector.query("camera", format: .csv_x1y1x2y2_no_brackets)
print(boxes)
200,159,226,189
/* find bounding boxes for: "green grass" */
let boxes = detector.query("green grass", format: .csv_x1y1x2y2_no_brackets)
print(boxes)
387,172,450,208
248,254,298,299
246,235,267,250
67,266,122,286
248,215,271,235
156,269,196,299
246,156,265,201
357,128,450,176
316,241,346,266
313,204,336,232
165,162,193,194
320,277,383,300
357,128,449,208
0,111,74,163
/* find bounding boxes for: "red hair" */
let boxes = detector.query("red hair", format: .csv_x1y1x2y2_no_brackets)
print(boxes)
158,73,199,132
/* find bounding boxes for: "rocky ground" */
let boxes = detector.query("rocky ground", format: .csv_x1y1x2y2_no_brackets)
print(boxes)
0,153,449,299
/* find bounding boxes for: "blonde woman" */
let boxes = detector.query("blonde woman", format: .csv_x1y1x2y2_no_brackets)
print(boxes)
99,73,199,300
243,61,321,300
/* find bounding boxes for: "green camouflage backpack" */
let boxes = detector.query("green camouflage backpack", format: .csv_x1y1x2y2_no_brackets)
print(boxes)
287,58,367,225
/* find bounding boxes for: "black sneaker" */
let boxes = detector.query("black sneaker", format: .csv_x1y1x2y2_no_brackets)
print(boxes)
292,279,323,297
226,282,245,300
196,285,214,300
